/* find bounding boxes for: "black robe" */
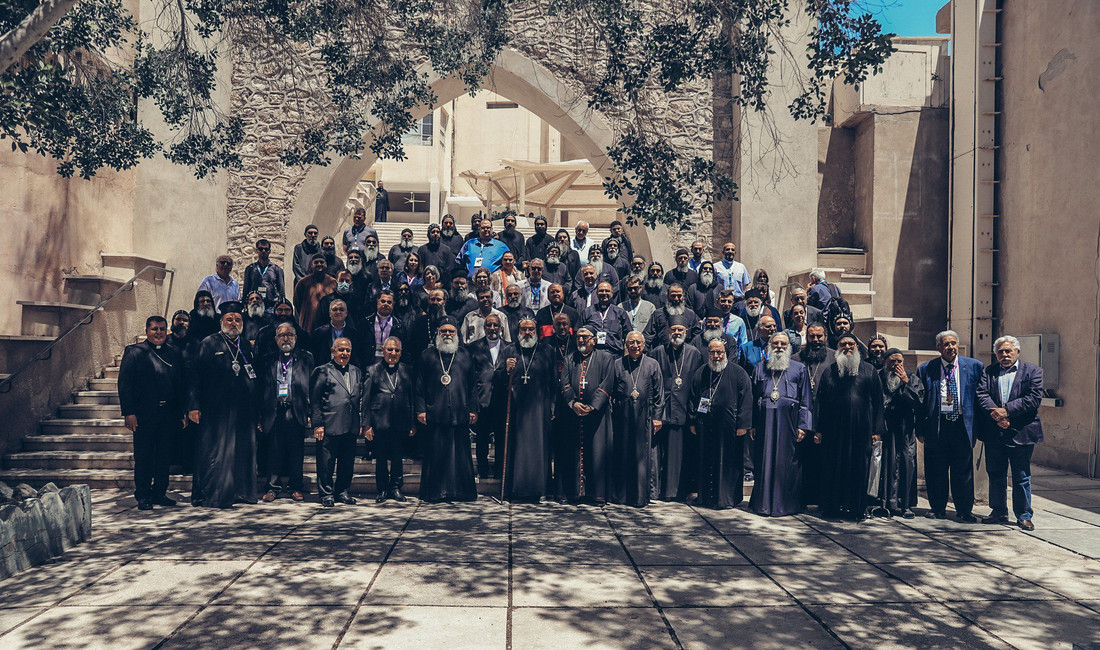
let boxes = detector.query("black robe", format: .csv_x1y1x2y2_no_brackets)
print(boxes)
188,333,259,508
415,347,480,502
502,343,557,500
750,360,813,516
792,346,836,505
558,349,615,501
881,368,924,511
650,343,705,499
610,356,664,507
547,335,578,497
815,360,885,515
689,362,753,508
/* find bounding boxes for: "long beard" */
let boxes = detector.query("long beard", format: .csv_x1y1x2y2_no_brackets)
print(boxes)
247,305,265,318
399,240,414,251
452,288,469,301
519,333,537,349
703,327,722,343
666,303,685,316
591,260,604,275
507,297,521,308
442,227,456,237
397,296,411,308
323,250,336,262
362,247,378,263
547,255,560,266
766,349,791,372
745,304,762,318
347,262,362,275
669,333,686,347
221,324,242,338
606,249,619,261
645,278,663,291
429,304,445,318
197,307,215,319
836,350,862,377
885,372,902,392
699,273,714,288
800,342,827,364
708,358,728,373
436,335,459,355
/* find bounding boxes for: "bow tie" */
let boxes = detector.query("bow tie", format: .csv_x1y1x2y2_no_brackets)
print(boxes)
1003,365,1017,374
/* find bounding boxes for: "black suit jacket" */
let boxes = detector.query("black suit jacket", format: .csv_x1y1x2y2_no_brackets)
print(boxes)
468,338,513,409
361,361,416,434
359,314,408,366
976,360,1044,445
309,362,364,435
118,341,186,422
258,349,315,431
310,321,364,369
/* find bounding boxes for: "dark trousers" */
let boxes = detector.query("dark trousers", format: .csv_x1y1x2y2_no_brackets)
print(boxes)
475,410,505,478
986,440,1035,521
266,404,305,493
317,432,357,498
924,417,975,516
374,428,405,493
133,410,175,501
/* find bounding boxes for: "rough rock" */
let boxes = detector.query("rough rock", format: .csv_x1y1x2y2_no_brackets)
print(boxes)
0,484,92,580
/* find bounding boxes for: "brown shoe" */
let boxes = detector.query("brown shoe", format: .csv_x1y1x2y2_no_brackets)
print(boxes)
291,491,304,502
1018,519,1035,531
262,491,277,502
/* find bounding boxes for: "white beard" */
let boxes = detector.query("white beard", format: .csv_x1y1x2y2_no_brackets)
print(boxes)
436,334,459,355
677,263,688,272
547,255,560,265
347,262,362,275
669,333,686,347
399,240,414,251
519,333,537,349
591,260,604,275
703,327,722,342
836,349,862,377
606,249,619,261
442,227,456,237
666,303,685,316
197,307,215,319
885,372,902,392
708,358,728,373
766,349,791,372
279,342,295,353
221,324,242,338
247,304,264,318
746,304,762,318
700,272,714,287
507,296,521,308
645,278,663,291
363,247,378,263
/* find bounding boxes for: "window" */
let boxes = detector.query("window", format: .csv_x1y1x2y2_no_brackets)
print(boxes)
401,114,434,146
394,191,431,213
486,101,519,110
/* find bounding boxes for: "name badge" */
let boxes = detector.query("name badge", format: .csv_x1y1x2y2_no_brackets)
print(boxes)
277,380,289,399
596,331,607,345
474,256,483,268
243,363,257,380
697,397,711,414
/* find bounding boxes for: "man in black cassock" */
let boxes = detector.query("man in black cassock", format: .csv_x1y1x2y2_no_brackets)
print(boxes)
881,347,924,517
119,315,186,510
814,332,885,520
468,314,513,479
546,312,577,500
749,332,813,517
792,322,833,504
689,339,753,509
580,281,633,356
363,336,416,503
500,318,557,501
186,290,218,345
610,331,664,507
649,317,705,500
558,325,616,504
258,322,313,502
187,301,259,508
416,317,480,502
243,291,271,348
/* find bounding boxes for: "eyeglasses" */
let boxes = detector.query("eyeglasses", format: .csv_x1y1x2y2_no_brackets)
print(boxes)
217,261,233,266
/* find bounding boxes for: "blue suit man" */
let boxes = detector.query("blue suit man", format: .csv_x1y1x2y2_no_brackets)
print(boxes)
916,331,984,521
976,336,1044,530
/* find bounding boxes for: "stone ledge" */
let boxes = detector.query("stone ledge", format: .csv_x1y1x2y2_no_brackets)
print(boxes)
0,482,91,580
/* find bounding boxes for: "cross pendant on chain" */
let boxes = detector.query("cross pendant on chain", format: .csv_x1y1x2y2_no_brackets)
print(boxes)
521,374,531,384
580,377,588,390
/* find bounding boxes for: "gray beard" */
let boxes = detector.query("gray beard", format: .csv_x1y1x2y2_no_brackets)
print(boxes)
247,305,265,318
591,260,604,275
746,305,762,318
221,324,242,338
436,335,459,355
708,358,728,373
669,333,686,347
399,240,414,251
347,262,362,275
453,288,469,301
442,227,456,237
766,349,791,372
645,278,663,291
700,273,714,287
429,305,445,318
885,372,902,392
519,334,537,349
677,263,688,272
836,350,862,377
606,249,618,261
666,303,685,316
703,327,722,342
197,307,215,319
507,297,521,308
279,342,295,353
547,255,560,265
363,247,378,262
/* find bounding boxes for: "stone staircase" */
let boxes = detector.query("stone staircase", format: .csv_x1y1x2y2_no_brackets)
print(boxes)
787,248,940,368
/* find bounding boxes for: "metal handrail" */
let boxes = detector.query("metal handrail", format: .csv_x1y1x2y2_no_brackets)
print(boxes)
0,264,175,394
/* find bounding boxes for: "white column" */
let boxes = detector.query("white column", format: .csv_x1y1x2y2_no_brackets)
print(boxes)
518,174,527,215
429,178,441,222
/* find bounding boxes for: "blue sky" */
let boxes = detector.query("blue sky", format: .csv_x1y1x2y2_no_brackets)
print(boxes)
863,0,942,37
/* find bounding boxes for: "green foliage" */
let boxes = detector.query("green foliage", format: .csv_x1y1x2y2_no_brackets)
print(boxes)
0,0,893,226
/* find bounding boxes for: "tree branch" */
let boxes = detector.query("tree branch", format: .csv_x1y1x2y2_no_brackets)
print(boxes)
0,0,83,74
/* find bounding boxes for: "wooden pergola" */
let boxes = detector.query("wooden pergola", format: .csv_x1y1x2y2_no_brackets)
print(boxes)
459,159,618,220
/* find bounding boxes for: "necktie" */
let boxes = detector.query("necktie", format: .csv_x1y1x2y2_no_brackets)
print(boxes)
945,363,959,421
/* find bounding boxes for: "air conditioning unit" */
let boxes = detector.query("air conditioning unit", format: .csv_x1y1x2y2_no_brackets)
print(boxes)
1016,334,1059,391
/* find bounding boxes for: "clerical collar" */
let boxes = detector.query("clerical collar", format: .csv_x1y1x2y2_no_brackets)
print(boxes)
334,362,349,373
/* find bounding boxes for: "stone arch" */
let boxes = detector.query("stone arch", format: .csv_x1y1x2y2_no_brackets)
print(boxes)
286,47,671,264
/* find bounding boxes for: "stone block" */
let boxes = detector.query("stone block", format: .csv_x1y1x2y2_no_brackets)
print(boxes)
0,480,12,503
0,483,92,580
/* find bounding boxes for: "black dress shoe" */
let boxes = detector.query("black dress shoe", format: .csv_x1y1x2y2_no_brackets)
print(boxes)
901,509,915,519
153,496,179,507
390,489,407,502
322,497,335,508
375,493,387,503
191,499,203,507
982,514,1010,525
957,513,978,523
137,499,153,511
925,510,946,519
336,493,357,505
1018,519,1035,531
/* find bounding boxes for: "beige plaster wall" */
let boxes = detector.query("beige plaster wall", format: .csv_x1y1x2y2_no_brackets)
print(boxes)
996,1,1100,475
0,151,135,334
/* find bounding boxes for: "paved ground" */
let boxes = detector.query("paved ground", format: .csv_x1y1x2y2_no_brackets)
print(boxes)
1,464,1098,649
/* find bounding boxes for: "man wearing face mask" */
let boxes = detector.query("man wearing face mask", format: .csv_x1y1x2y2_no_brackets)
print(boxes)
362,336,416,503
258,323,314,503
321,236,346,279
316,270,360,328
293,224,321,283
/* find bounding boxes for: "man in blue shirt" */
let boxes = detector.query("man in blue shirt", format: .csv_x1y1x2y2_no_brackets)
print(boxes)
198,255,241,309
457,219,510,278
714,242,752,299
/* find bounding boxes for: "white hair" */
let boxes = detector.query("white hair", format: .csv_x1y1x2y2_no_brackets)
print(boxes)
809,269,826,283
993,335,1021,352
766,348,790,372
836,348,862,377
935,330,959,347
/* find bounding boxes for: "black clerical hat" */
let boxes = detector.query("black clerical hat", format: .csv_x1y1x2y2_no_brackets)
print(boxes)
836,332,859,345
885,347,904,359
743,288,765,301
218,301,244,316
439,315,459,329
704,304,725,319
668,313,695,328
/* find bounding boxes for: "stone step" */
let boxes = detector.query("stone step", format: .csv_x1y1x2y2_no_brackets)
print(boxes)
845,290,876,320
786,267,845,288
902,350,942,368
817,247,866,273
0,335,58,373
854,316,912,350
22,434,134,452
62,274,131,305
4,450,431,472
102,366,120,379
100,253,168,281
40,418,128,435
87,378,118,391
57,403,122,419
835,274,873,293
16,301,100,337
72,391,120,405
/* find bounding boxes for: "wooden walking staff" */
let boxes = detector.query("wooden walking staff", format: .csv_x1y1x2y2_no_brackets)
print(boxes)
499,368,514,502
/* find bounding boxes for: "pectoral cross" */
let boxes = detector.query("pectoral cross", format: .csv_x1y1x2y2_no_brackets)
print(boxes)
521,374,531,385
579,376,588,390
